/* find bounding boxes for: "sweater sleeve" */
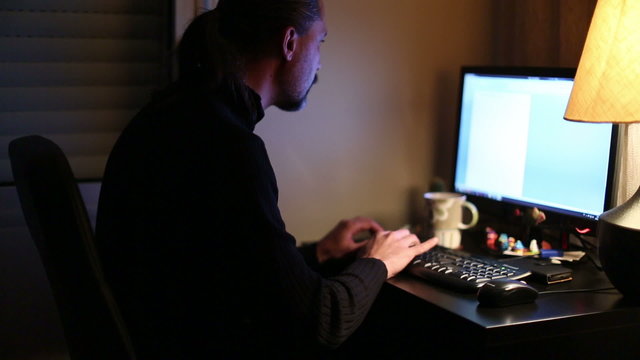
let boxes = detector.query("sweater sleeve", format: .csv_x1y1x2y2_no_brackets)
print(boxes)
317,257,388,347
297,241,389,346
298,242,321,270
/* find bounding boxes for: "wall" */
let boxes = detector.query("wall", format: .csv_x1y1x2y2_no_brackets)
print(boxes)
257,0,494,242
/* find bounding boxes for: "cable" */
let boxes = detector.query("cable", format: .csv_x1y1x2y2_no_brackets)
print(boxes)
573,232,603,271
574,232,597,250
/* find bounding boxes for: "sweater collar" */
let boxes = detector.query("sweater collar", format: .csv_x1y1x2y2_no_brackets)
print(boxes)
168,80,265,132
212,83,265,132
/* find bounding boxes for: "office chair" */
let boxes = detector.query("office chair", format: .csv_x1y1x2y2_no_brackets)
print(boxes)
8,135,137,360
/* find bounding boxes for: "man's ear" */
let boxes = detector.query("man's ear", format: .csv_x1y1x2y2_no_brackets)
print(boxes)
281,26,298,62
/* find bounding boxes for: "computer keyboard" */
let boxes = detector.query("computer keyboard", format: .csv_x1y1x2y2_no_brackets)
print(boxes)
405,246,531,293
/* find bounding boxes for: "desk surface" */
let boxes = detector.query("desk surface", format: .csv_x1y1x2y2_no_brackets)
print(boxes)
381,246,640,358
389,259,631,329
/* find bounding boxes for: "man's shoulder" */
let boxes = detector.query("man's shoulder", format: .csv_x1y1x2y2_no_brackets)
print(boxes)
127,87,254,136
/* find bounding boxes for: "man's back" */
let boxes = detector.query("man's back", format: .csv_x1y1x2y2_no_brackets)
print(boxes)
96,85,320,358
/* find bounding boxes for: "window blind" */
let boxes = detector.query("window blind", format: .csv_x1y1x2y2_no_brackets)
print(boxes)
0,0,171,183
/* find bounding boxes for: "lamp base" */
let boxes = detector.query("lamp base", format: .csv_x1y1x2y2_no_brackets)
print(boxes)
598,185,640,298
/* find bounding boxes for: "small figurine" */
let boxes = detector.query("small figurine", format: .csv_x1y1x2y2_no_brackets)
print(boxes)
514,240,525,254
486,227,499,250
508,237,516,251
529,239,540,254
499,233,510,251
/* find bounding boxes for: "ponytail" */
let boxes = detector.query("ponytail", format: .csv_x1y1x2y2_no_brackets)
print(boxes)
177,9,239,89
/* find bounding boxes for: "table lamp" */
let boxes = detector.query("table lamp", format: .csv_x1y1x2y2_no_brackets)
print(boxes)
564,0,640,298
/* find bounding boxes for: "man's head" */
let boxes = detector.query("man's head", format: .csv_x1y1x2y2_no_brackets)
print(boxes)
178,0,326,114
273,5,326,111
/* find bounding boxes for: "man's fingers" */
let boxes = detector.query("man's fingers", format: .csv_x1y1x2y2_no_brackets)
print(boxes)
414,237,438,254
348,217,385,234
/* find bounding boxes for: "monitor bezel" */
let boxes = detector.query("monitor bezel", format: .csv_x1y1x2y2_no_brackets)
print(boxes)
451,66,618,230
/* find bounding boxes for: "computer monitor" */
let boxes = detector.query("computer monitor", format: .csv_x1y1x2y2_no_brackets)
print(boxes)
453,66,618,233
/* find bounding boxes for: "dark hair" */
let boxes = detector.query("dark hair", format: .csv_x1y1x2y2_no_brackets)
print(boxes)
177,0,322,118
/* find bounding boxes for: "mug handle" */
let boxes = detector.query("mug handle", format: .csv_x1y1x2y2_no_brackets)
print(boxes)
458,201,479,230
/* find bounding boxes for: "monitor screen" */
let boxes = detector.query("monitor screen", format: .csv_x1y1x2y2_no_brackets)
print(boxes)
453,67,617,222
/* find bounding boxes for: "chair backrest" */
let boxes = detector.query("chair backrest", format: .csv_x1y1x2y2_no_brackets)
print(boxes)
8,135,136,360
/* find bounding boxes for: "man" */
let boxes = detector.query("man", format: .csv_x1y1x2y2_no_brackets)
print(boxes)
95,0,437,358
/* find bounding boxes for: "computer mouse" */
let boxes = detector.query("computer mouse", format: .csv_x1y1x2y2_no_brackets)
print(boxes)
477,279,539,307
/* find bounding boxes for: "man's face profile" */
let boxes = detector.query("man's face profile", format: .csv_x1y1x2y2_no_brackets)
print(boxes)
276,3,327,112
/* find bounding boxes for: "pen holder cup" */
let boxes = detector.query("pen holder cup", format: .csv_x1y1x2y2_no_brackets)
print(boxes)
424,192,479,249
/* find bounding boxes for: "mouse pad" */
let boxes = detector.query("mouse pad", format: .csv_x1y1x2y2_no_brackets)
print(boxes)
507,258,573,284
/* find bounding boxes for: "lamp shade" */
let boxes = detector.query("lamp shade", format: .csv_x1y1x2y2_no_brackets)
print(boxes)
563,0,640,124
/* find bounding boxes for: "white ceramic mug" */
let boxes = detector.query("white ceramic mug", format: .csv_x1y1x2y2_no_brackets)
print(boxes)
424,192,479,249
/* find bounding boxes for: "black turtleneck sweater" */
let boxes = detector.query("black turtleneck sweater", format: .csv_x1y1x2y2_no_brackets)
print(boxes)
95,83,388,359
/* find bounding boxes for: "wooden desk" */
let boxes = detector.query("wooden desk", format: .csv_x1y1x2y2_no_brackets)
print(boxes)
337,250,640,359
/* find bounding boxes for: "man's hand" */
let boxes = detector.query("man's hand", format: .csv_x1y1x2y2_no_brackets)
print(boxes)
316,217,384,263
362,230,438,279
